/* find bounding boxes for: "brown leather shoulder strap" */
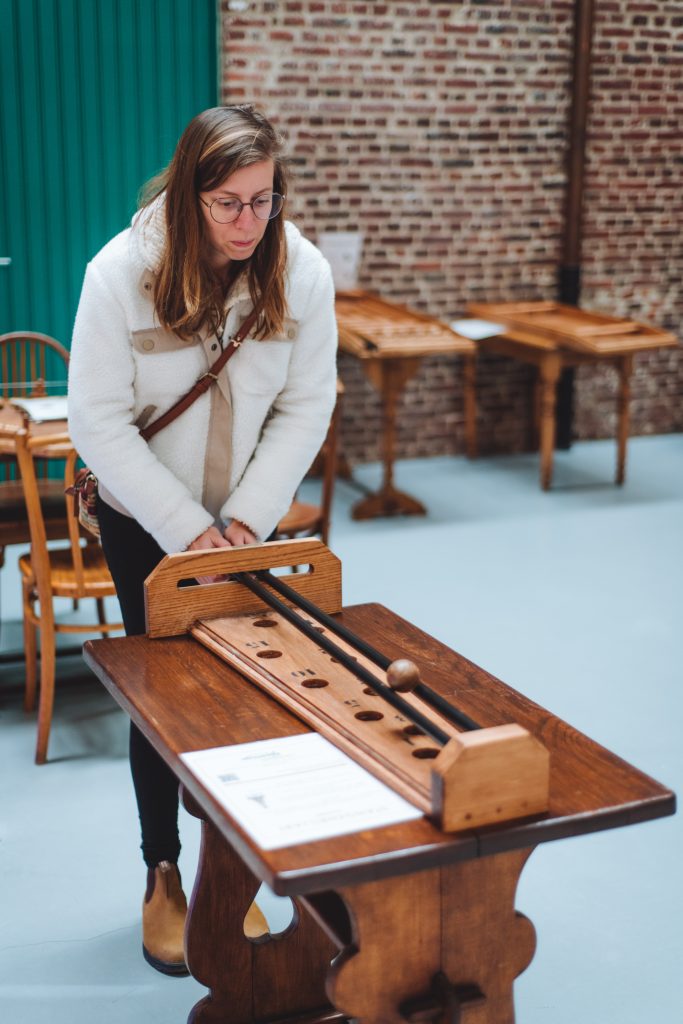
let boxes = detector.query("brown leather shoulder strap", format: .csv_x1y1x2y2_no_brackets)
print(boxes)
140,309,260,442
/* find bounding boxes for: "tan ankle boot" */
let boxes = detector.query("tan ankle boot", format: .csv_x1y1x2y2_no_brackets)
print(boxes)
244,899,269,941
142,861,189,976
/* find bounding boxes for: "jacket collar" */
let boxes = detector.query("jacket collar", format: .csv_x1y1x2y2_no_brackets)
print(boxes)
130,195,166,274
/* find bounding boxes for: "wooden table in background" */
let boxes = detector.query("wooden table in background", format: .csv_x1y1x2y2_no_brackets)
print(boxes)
0,400,69,453
468,301,679,490
0,401,71,561
335,291,477,519
84,604,674,1024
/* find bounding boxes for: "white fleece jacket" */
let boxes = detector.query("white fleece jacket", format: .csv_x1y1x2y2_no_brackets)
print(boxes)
68,205,337,553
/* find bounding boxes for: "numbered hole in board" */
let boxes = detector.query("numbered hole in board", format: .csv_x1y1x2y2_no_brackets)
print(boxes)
257,650,283,659
355,710,384,722
301,678,330,689
253,619,278,628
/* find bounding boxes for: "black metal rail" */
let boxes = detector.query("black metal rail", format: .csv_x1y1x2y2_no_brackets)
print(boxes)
233,572,451,746
256,569,481,733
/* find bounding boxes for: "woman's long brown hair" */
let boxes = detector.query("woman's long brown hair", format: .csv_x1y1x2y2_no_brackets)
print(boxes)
140,106,289,340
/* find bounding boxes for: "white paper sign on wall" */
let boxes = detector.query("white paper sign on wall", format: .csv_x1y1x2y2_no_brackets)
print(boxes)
317,231,364,291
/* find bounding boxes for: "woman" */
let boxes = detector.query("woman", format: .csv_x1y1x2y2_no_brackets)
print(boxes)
68,106,337,975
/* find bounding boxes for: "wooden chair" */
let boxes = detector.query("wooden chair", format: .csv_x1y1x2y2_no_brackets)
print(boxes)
0,332,71,570
275,380,344,546
7,426,122,764
0,330,70,400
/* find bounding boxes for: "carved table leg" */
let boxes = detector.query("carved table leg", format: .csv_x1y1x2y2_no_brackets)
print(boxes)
182,789,338,1024
352,357,426,519
462,354,478,459
538,353,562,491
529,371,541,453
327,848,536,1024
616,354,633,485
439,849,536,1024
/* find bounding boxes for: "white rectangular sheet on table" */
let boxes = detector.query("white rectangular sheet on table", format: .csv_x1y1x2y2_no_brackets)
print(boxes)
181,732,422,850
9,396,69,422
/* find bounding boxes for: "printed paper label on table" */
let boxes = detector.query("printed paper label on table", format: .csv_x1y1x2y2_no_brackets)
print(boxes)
181,732,422,850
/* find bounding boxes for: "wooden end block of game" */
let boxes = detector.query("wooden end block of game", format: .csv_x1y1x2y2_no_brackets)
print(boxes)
144,538,342,638
432,724,550,831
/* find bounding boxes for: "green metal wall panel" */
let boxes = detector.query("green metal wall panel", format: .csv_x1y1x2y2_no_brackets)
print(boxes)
0,0,217,379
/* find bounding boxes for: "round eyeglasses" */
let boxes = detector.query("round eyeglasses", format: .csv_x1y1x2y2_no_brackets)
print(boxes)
199,192,285,225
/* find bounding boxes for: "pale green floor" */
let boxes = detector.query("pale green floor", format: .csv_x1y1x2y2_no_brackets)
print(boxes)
1,435,681,1023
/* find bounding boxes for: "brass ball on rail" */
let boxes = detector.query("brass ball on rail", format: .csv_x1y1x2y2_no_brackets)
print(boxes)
386,659,421,693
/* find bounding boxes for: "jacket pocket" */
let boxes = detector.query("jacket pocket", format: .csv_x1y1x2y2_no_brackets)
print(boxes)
235,338,294,396
131,326,200,354
232,302,298,343
269,317,299,343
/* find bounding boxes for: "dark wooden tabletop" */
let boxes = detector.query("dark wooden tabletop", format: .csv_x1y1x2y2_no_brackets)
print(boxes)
84,602,675,896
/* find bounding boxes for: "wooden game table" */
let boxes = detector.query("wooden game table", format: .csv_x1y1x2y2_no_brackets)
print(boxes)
467,301,679,490
335,291,477,519
83,544,674,1024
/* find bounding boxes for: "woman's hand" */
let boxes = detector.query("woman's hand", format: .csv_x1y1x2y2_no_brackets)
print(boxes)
188,526,232,584
224,519,257,546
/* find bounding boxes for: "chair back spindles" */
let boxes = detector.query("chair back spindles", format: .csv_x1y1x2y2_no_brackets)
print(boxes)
0,332,69,399
12,431,60,602
12,430,93,601
63,448,86,590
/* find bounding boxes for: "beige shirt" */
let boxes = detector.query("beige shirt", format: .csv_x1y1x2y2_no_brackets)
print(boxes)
202,278,252,525
100,273,253,532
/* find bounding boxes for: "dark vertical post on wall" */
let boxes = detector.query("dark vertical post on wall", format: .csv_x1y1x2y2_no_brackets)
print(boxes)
557,0,595,448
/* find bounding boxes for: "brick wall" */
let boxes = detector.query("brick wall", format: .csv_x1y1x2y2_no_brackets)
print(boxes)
221,0,683,463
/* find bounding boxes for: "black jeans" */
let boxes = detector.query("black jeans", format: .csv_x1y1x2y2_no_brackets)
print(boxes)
97,496,181,868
